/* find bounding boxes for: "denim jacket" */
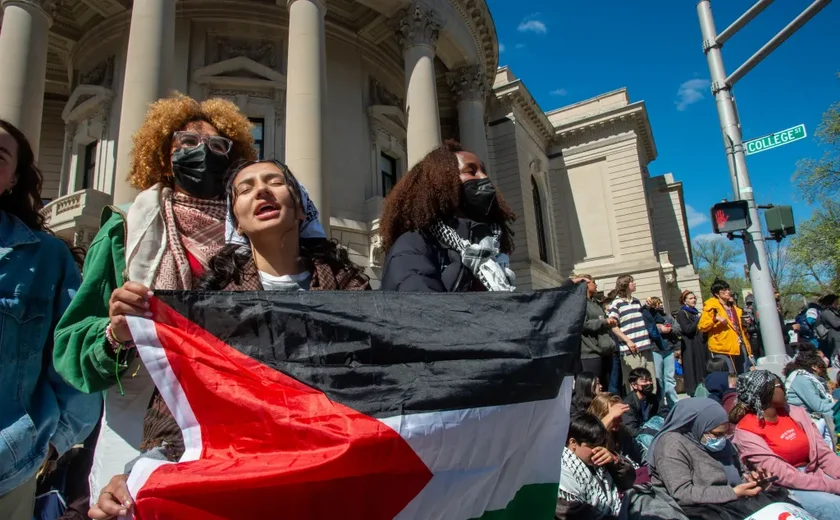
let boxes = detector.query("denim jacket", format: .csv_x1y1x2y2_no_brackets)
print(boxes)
0,211,101,496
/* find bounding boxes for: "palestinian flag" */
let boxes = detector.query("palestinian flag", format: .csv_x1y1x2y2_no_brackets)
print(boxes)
124,284,586,519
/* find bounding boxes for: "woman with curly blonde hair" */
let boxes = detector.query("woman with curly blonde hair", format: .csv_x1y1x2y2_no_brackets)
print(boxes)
379,140,517,292
52,93,256,508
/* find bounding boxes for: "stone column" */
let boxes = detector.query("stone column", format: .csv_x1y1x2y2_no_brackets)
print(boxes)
284,0,329,234
447,65,489,166
0,0,54,157
112,0,176,205
397,2,442,168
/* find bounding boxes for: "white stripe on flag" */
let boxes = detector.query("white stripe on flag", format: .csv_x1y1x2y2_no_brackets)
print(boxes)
125,316,204,502
383,376,572,519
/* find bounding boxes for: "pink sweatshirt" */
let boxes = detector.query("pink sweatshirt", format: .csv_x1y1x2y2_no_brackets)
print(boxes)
733,405,840,494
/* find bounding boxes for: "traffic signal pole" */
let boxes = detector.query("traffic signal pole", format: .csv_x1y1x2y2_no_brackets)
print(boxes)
696,0,832,374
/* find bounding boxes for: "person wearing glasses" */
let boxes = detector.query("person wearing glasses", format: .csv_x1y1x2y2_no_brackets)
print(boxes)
699,278,754,375
52,93,256,506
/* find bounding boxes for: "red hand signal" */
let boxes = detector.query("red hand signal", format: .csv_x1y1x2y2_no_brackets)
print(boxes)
715,209,729,229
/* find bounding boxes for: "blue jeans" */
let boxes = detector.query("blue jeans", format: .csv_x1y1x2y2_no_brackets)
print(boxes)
790,470,840,520
653,350,679,408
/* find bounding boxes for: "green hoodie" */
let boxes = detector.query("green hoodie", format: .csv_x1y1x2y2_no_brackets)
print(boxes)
53,207,135,393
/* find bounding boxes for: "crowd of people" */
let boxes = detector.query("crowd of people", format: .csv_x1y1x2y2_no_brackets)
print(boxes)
564,271,840,519
3,88,840,520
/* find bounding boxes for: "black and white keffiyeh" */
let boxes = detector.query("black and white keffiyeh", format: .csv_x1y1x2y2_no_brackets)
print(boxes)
736,369,779,421
428,220,515,292
558,447,621,517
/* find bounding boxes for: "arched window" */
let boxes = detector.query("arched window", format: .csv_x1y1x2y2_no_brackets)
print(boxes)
531,176,548,263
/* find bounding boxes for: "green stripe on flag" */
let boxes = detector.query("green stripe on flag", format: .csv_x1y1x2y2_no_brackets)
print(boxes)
469,483,558,520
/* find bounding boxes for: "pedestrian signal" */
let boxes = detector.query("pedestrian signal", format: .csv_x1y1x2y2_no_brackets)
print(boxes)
711,201,751,234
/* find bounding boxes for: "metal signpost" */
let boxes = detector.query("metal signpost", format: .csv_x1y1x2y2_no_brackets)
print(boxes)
744,124,807,156
697,0,832,375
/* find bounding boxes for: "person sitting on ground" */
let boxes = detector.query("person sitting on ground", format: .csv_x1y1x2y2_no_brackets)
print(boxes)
588,394,642,467
379,140,516,293
731,369,840,519
784,349,836,449
648,398,795,520
703,357,737,406
557,413,635,520
571,371,602,417
621,368,666,437
622,368,668,460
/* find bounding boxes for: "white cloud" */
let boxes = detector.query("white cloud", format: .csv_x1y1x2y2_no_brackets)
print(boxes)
550,88,568,96
685,204,709,228
675,78,710,111
515,43,526,50
499,43,506,53
518,15,547,34
693,232,725,243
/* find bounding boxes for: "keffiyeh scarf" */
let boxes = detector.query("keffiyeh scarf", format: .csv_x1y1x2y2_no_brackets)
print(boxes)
158,192,227,290
736,369,779,421
558,447,621,517
428,220,515,292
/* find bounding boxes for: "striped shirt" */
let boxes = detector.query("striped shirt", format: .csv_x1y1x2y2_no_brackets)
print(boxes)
608,297,652,353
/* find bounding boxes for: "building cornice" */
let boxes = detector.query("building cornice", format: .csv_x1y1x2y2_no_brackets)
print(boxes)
493,78,554,145
448,0,497,86
553,101,657,164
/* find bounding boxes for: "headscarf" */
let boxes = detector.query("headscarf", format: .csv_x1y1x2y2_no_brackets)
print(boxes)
736,369,780,421
704,371,732,404
646,398,740,485
224,173,326,248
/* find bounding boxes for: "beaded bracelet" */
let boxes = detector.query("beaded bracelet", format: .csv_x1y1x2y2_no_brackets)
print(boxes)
105,322,135,351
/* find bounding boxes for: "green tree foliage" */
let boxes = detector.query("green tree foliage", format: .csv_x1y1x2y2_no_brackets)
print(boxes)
692,236,747,301
794,101,840,204
790,87,840,293
788,201,840,294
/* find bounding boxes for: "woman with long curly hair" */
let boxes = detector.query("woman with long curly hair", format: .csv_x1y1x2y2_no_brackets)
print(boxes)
0,120,101,520
379,140,516,292
200,159,369,291
51,93,256,513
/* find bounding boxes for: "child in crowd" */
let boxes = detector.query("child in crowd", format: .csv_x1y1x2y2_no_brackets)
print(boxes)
557,413,635,519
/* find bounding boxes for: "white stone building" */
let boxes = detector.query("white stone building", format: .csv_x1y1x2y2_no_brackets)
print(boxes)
0,0,699,308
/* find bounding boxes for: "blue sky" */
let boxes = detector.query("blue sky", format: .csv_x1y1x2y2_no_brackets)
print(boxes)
485,0,839,243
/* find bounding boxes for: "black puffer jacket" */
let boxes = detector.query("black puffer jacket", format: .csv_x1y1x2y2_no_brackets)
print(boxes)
381,218,494,292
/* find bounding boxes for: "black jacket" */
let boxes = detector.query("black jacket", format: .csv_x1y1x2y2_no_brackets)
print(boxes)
622,390,667,437
381,218,493,292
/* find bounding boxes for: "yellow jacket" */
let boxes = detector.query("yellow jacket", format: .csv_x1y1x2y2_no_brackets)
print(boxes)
698,297,752,357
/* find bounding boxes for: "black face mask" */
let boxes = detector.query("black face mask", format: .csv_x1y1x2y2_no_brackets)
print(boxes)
461,178,497,222
638,384,654,397
171,144,230,199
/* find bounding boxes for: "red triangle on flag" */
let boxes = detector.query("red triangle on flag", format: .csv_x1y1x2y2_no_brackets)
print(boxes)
132,298,433,519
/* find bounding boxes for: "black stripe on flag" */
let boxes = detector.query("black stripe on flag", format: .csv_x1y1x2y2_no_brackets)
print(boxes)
153,283,586,418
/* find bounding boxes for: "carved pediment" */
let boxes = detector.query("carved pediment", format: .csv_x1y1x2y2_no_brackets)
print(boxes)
62,84,113,124
368,105,406,141
194,56,287,91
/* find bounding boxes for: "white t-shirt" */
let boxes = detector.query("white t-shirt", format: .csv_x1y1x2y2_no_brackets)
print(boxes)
258,270,312,292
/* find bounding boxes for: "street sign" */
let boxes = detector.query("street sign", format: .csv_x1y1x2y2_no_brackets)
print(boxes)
744,124,806,156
